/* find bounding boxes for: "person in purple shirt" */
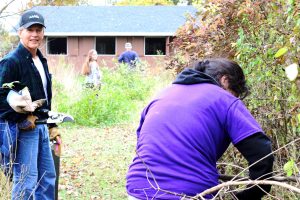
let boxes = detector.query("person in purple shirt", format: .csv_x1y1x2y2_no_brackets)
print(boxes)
126,58,274,200
118,42,139,69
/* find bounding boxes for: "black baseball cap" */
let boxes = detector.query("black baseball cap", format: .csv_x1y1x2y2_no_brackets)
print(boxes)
19,10,46,28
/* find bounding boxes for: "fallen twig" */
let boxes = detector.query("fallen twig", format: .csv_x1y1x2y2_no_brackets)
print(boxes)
195,179,300,198
219,174,300,182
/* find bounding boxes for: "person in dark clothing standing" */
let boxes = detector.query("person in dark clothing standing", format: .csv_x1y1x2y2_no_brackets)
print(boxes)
0,10,57,200
126,58,274,200
118,42,139,69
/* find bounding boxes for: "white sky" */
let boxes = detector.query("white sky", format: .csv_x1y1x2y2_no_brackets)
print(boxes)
0,0,29,30
0,0,109,30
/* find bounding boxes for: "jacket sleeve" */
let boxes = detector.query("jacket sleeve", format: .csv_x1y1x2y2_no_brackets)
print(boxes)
134,52,139,60
118,54,123,63
0,58,27,122
234,132,274,200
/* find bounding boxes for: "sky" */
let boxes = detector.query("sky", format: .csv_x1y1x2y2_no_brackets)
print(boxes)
0,0,29,30
0,0,110,30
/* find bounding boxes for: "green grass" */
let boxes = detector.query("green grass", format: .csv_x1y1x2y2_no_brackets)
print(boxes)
52,64,171,127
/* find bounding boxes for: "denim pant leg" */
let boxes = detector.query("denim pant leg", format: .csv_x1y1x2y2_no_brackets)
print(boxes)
12,125,56,200
35,125,56,200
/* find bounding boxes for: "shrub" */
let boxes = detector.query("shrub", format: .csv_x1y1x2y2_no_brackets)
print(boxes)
166,1,300,198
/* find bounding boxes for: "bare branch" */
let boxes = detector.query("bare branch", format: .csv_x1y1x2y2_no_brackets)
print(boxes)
135,150,195,199
0,10,24,22
0,0,17,16
231,137,300,182
133,137,300,199
195,180,300,198
219,174,300,183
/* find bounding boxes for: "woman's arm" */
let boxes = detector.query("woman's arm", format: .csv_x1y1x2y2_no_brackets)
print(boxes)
234,133,274,200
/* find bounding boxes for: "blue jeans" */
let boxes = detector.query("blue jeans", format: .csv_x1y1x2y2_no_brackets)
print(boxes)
12,125,56,200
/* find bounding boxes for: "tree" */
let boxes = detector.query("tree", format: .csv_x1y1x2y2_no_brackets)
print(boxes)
0,0,24,20
0,0,21,57
0,0,85,57
27,0,86,6
167,1,300,198
0,24,18,58
0,0,16,17
115,0,174,6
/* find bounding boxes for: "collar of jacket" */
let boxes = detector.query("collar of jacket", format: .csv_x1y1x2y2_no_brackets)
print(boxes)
173,68,220,86
16,43,47,63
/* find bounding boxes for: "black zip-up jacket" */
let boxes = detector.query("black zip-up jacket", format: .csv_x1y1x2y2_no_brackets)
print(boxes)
0,43,52,122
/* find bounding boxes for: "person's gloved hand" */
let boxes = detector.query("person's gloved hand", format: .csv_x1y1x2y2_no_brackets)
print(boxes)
49,127,62,156
49,127,60,141
6,87,46,113
53,136,62,157
18,115,38,131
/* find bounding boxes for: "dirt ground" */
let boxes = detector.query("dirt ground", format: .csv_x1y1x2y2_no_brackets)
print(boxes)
58,124,137,200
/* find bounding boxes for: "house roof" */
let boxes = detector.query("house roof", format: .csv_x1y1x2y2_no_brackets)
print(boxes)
27,6,197,37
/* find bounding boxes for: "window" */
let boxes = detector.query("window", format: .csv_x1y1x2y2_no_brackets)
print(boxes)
47,37,67,55
145,37,166,55
96,37,115,55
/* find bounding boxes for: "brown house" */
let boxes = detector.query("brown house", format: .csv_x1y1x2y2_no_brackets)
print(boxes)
29,6,196,71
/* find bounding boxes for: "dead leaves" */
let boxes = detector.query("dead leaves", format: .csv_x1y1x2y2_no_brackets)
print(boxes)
58,124,136,199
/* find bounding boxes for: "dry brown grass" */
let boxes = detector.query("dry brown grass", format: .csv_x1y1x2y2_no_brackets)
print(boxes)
0,169,12,199
57,123,137,200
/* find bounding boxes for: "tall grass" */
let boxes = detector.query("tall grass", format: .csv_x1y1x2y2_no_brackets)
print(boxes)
0,171,11,199
51,60,173,127
50,58,84,112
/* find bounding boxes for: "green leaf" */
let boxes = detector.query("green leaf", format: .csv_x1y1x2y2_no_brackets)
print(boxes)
297,114,300,123
283,159,296,177
1,81,20,89
274,47,288,58
296,18,300,26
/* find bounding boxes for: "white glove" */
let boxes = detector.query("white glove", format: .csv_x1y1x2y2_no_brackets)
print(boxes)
6,87,46,113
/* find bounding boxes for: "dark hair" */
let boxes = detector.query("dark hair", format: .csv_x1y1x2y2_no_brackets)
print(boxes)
194,58,249,99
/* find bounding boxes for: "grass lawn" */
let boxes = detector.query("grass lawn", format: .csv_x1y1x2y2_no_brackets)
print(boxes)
58,124,137,200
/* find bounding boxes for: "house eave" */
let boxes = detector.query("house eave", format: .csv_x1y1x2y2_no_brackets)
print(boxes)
43,32,175,37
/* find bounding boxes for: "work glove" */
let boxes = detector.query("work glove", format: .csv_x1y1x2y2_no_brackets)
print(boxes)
49,127,62,157
18,115,38,131
6,87,45,113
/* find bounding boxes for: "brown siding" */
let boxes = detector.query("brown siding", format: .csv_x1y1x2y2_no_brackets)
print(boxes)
67,37,79,72
75,37,94,72
166,36,170,56
42,36,173,72
116,36,144,56
79,37,94,56
68,37,79,56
